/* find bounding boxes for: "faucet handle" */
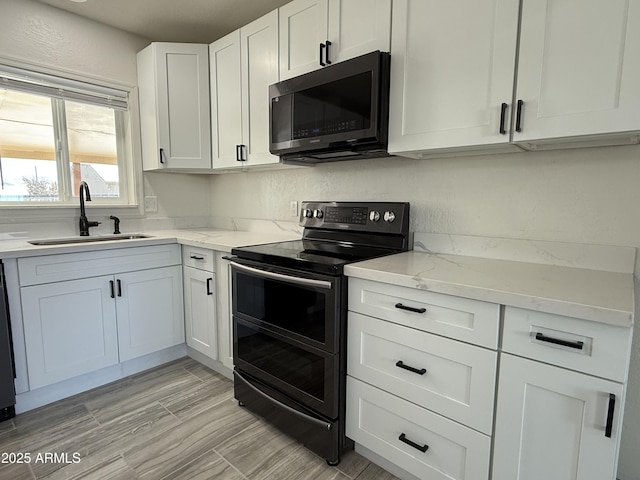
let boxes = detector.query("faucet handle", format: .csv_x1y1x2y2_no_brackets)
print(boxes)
109,216,121,235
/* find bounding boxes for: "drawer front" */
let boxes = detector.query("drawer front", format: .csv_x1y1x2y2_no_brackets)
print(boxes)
348,312,497,434
502,307,632,382
346,377,491,480
18,244,182,286
182,245,215,272
349,278,500,348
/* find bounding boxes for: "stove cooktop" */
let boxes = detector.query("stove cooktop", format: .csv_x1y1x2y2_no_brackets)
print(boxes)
231,201,411,276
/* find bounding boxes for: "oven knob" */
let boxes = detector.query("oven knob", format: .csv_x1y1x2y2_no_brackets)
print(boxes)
369,210,381,222
303,208,313,218
313,209,324,218
384,211,396,223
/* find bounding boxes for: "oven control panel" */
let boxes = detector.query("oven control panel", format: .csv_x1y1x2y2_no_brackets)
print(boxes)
300,201,409,234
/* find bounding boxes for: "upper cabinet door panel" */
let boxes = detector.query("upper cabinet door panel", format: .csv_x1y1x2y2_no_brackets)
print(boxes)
241,10,280,165
388,0,520,155
327,0,391,63
514,0,640,143
210,31,243,168
279,0,329,79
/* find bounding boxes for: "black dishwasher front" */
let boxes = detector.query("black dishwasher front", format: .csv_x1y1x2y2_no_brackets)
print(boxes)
0,262,15,421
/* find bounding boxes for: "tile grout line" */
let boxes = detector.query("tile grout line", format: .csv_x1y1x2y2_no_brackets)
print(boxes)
211,446,251,480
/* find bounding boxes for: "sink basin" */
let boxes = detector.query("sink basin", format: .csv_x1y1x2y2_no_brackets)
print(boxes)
28,234,152,246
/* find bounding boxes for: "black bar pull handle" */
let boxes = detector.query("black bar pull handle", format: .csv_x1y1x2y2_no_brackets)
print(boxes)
206,277,213,295
190,255,205,260
499,102,508,134
325,40,332,64
396,360,427,376
399,433,429,453
109,280,115,299
116,279,122,297
236,145,241,162
241,144,247,161
159,148,166,164
395,303,426,314
515,99,524,132
319,42,326,66
605,393,616,438
535,332,584,350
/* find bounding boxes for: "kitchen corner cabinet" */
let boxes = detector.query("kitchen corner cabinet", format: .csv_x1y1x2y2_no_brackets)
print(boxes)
18,245,184,389
210,10,279,169
388,0,520,157
137,42,212,170
182,246,217,360
492,307,632,480
279,0,391,80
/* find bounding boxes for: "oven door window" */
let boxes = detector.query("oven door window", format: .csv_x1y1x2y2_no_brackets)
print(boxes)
234,319,338,418
233,267,337,350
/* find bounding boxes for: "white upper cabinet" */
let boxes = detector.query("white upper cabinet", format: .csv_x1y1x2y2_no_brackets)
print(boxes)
137,43,212,170
389,0,640,158
388,0,520,157
210,10,279,169
513,0,640,148
279,0,391,80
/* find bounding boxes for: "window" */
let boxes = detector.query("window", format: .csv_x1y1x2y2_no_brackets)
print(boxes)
0,65,134,205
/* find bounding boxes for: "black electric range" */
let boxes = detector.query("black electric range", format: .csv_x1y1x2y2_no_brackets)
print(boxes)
230,201,410,465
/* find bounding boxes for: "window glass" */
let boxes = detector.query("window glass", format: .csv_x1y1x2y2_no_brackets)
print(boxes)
0,89,59,201
0,67,132,206
66,101,120,199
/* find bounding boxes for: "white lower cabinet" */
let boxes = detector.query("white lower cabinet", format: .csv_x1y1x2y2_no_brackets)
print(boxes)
492,354,623,480
116,266,184,362
346,377,491,480
346,278,499,480
183,246,217,360
19,245,184,389
21,276,119,390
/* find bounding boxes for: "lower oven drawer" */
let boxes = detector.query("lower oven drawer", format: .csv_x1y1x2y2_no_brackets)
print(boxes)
346,376,491,480
234,369,342,464
347,312,497,435
234,317,339,419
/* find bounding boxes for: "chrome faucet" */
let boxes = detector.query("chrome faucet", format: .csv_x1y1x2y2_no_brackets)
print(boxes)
79,181,100,236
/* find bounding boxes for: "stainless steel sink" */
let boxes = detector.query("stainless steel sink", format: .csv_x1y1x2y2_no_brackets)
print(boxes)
28,234,152,246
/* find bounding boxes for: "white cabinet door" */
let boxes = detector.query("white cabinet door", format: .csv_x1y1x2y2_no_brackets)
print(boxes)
513,0,640,146
137,43,212,170
21,276,118,389
210,31,243,169
492,354,623,480
279,0,329,79
327,0,391,63
215,253,234,371
116,266,184,362
241,10,280,166
387,0,520,157
183,266,217,360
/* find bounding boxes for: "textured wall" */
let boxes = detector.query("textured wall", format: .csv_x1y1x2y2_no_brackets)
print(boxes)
210,144,640,478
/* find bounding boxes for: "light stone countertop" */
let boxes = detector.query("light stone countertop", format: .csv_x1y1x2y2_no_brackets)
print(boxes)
0,228,300,259
344,250,635,328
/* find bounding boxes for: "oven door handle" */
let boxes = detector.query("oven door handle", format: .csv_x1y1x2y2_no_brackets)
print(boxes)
230,261,333,290
234,371,333,431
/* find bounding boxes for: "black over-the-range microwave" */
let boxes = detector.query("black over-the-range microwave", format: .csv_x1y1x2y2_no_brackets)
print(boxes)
269,51,391,165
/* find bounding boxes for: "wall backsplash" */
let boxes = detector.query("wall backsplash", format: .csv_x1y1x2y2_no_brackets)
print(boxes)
210,143,640,479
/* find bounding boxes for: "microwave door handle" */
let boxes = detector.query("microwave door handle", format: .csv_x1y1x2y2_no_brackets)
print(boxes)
230,261,332,290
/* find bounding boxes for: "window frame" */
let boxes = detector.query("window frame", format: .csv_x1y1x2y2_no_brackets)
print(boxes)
0,61,140,211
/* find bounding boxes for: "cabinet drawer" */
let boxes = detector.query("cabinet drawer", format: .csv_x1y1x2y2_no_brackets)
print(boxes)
348,312,496,434
349,278,500,348
346,377,491,480
182,245,215,271
18,244,181,286
502,307,632,382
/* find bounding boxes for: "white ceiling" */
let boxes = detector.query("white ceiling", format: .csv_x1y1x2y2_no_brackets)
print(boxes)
35,0,292,43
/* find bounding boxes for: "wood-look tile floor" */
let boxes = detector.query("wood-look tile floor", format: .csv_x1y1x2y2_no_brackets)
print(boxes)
0,358,400,480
